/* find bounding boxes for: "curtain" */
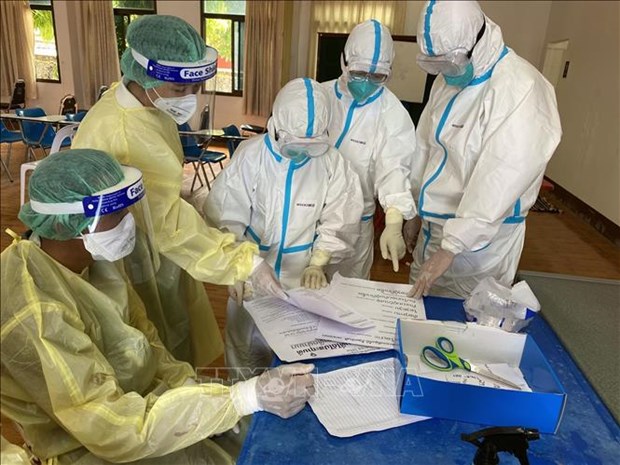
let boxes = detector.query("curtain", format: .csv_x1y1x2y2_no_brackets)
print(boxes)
73,1,120,107
0,0,37,100
307,1,407,78
242,0,286,118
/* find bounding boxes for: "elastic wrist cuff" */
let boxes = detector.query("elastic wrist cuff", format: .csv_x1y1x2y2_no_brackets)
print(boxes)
230,377,261,416
309,249,331,267
385,207,403,225
440,238,464,255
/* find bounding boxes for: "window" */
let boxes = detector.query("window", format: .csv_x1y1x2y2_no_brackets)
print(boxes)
202,1,245,96
30,0,60,82
112,0,156,59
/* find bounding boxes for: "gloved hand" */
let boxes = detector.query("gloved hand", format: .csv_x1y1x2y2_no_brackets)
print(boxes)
249,257,288,300
301,249,331,289
379,207,406,272
403,216,422,254
408,248,455,298
228,280,251,306
256,363,315,418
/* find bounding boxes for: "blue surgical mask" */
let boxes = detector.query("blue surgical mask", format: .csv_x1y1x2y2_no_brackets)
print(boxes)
443,62,474,88
347,80,379,102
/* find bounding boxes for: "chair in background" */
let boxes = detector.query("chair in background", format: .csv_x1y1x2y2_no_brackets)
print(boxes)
19,124,78,205
16,108,71,162
0,79,26,111
65,110,88,122
178,122,226,192
0,121,22,182
240,123,266,137
59,94,78,115
222,124,243,158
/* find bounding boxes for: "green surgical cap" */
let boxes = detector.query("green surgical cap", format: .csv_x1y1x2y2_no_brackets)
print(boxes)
19,150,124,240
120,14,208,89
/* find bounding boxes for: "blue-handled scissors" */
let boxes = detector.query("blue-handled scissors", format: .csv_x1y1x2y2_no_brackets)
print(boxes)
421,337,522,390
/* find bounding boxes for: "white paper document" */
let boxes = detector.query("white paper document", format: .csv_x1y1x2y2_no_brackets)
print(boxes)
309,357,429,437
316,274,426,349
244,297,380,362
286,287,375,329
411,358,531,391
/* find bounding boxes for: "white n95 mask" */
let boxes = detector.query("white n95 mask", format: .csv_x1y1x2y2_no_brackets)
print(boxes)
148,88,198,125
82,213,136,262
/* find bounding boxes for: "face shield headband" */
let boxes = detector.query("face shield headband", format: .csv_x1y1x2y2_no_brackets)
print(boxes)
131,47,218,84
29,166,145,231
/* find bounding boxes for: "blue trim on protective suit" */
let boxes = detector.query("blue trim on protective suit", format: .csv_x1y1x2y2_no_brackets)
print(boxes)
274,158,313,278
361,214,374,221
418,46,511,221
424,1,437,56
245,226,271,251
422,223,431,260
264,135,282,163
303,78,315,137
333,83,384,149
370,19,381,73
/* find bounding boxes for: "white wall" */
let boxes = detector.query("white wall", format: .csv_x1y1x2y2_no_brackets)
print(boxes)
543,0,620,225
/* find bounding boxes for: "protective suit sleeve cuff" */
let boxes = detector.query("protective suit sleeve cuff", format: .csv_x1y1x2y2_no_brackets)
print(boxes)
230,377,262,416
384,207,404,225
309,249,331,267
440,237,465,255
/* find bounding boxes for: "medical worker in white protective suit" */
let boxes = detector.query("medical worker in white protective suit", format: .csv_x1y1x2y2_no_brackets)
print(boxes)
1,150,314,465
73,15,285,368
204,78,364,376
406,1,562,299
323,19,417,278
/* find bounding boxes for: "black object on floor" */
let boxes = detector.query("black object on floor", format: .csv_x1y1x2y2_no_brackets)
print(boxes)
531,195,561,213
462,426,540,465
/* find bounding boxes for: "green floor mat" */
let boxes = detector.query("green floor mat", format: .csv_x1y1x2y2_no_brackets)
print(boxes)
517,271,620,421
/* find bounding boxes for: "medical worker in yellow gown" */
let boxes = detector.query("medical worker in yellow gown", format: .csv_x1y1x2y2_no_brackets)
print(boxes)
1,150,314,465
73,15,284,367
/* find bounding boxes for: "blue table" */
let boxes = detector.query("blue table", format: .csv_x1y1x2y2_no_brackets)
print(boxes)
238,297,620,464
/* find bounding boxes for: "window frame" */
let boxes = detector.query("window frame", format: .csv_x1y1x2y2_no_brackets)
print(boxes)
112,1,157,59
31,0,61,83
201,4,245,97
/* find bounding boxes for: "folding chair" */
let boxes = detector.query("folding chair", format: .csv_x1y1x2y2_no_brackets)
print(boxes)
0,79,26,111
0,121,22,182
15,108,70,162
222,124,243,158
178,123,226,192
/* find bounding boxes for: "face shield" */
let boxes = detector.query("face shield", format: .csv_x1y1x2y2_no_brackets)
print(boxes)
28,166,159,271
132,47,218,125
416,48,471,77
276,130,330,161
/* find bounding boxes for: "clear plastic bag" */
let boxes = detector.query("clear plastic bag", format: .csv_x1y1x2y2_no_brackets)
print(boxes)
464,278,541,332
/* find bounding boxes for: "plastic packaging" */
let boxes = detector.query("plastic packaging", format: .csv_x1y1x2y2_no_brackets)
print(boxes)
464,278,541,332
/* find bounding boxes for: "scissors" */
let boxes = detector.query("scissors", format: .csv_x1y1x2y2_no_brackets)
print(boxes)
421,337,522,390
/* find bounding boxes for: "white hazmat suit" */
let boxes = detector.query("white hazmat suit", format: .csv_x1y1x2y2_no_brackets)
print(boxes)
409,1,562,298
323,20,417,279
204,78,364,376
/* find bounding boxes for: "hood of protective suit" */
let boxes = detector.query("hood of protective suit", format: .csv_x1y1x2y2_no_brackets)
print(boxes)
344,19,394,74
418,0,506,79
268,78,330,139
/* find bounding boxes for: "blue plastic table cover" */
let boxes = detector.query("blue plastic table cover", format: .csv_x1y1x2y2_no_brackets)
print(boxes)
238,296,620,465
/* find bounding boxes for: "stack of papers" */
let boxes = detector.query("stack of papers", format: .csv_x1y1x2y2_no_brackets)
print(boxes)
245,273,426,362
309,358,429,437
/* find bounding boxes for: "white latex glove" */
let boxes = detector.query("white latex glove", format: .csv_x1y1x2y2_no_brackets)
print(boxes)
257,363,315,418
301,249,331,290
408,248,455,298
228,281,253,305
403,216,422,254
249,258,288,300
379,207,406,272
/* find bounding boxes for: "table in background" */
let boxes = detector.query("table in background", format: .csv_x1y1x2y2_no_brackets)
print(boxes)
238,297,620,465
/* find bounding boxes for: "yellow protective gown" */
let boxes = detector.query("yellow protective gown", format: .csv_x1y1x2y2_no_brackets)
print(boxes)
0,237,245,464
72,81,257,367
